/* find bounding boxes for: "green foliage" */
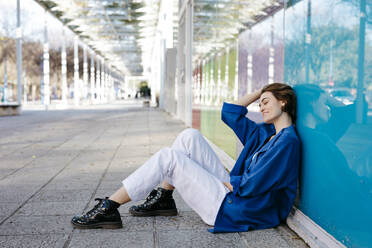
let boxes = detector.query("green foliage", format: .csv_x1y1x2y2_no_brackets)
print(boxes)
284,23,370,88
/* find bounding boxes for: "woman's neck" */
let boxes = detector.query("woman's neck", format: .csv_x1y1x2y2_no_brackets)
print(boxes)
273,112,292,135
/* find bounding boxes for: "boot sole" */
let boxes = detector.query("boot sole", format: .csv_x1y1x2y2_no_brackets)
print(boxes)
129,209,178,217
71,220,123,229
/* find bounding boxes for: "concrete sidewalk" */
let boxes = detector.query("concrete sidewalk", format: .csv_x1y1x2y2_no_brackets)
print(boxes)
0,101,308,248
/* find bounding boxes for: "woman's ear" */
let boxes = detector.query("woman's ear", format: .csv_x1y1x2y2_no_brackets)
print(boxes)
280,100,286,111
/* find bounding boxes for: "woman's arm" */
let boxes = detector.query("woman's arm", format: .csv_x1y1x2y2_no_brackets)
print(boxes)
233,90,261,107
221,89,261,145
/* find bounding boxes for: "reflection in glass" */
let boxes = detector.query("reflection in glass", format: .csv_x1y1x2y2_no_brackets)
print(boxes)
286,0,372,246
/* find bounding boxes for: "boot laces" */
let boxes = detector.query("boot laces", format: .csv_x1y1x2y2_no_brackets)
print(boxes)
141,190,158,208
84,198,105,218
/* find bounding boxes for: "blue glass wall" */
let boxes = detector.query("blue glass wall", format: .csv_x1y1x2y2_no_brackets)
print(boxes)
194,0,371,245
285,0,372,247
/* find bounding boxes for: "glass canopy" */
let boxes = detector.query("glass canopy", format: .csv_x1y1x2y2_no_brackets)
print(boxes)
36,0,283,76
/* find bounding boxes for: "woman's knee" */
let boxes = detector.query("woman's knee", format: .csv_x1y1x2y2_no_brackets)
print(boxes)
158,147,173,157
179,128,202,140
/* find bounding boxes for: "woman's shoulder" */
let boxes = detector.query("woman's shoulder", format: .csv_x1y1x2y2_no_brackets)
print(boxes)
278,126,301,146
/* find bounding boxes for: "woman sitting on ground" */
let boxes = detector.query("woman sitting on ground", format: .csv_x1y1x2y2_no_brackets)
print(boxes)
71,82,300,233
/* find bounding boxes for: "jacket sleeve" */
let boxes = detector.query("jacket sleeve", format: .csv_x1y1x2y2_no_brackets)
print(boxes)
221,102,258,145
231,138,300,197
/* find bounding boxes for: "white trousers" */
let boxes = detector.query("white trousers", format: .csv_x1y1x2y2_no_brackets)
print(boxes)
122,128,230,225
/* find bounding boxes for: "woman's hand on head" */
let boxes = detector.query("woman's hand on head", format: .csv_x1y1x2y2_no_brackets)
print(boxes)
233,90,261,107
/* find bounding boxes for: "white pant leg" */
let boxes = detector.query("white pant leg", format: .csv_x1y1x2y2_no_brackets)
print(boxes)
122,147,229,225
171,128,230,183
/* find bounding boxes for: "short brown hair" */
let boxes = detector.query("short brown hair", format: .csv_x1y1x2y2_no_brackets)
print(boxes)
261,83,297,122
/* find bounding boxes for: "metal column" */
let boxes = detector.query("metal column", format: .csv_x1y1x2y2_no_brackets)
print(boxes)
216,54,221,106
96,58,100,103
356,0,366,124
73,36,79,106
90,51,95,103
3,52,7,103
16,0,22,105
201,60,205,105
305,0,312,85
234,41,239,101
61,27,67,105
268,17,275,84
210,55,215,105
246,31,252,94
184,0,193,126
101,59,104,102
83,44,88,101
43,11,50,106
224,47,229,100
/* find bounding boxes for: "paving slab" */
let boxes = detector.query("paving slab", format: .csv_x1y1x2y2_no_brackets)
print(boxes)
43,180,100,191
0,216,73,235
239,228,292,248
0,203,20,217
155,211,207,231
98,179,125,190
0,184,40,203
69,231,154,248
0,234,68,248
275,225,310,248
30,189,94,202
158,230,245,248
16,201,87,216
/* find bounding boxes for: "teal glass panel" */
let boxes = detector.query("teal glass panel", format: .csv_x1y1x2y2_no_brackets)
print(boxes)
285,0,372,246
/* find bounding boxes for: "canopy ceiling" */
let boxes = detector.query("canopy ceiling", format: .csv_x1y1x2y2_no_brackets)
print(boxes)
36,0,283,76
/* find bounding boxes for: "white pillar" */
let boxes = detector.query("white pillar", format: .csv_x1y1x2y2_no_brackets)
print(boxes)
196,61,201,104
43,11,50,106
209,55,214,105
101,59,104,102
216,54,221,106
96,58,100,103
83,44,88,100
61,27,67,105
107,70,111,102
268,17,274,84
247,51,253,94
201,60,205,105
159,39,166,109
3,53,7,103
205,60,209,105
184,0,193,126
224,47,229,100
23,71,27,103
16,0,22,105
234,41,239,101
73,36,79,106
90,51,95,103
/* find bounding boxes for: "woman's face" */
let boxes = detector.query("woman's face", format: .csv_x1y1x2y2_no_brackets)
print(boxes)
259,91,285,124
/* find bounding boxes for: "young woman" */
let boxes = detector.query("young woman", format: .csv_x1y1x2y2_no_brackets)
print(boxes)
71,83,300,233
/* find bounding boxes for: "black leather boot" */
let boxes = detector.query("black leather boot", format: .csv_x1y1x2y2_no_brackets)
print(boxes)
129,187,177,216
71,197,122,229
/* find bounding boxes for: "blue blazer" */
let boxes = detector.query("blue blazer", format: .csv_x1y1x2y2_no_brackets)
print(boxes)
209,102,300,233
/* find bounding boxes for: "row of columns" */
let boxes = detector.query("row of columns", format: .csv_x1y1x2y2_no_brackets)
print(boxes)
41,21,117,107
10,0,120,107
193,16,279,107
192,43,239,106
